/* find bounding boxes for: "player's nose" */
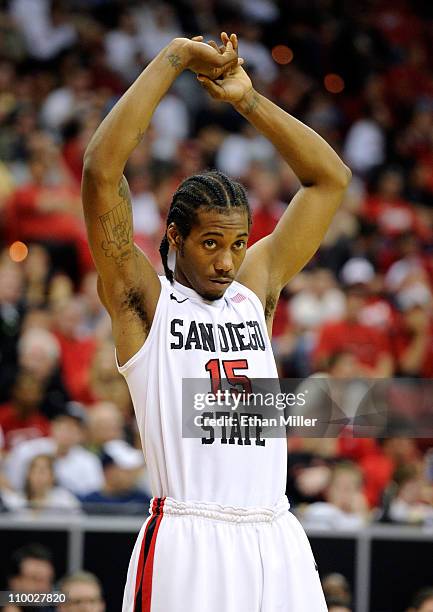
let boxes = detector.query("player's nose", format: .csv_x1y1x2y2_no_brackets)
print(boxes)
213,250,234,274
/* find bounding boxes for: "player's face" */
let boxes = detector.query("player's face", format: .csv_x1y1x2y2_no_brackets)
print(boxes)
174,208,249,300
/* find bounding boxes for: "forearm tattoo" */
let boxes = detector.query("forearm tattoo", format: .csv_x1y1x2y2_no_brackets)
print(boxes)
243,91,260,115
135,128,145,145
167,53,183,71
98,178,133,266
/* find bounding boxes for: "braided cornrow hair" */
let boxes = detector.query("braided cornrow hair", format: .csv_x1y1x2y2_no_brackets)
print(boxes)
159,170,251,283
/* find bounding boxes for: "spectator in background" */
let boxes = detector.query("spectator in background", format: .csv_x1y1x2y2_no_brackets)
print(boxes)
216,123,275,177
321,573,352,608
17,327,69,419
86,402,125,453
360,436,420,508
286,438,339,508
0,370,50,450
362,167,429,240
5,141,91,276
128,168,162,241
7,543,55,611
21,243,51,309
9,0,76,61
393,284,433,377
57,571,105,612
281,269,346,376
289,269,346,331
40,68,93,133
380,464,433,526
78,271,110,339
135,3,182,62
237,20,277,84
302,463,368,530
343,106,387,177
52,297,97,403
407,588,433,612
104,10,142,84
246,164,286,246
1,453,80,514
88,341,134,422
4,402,103,497
313,258,394,377
81,441,150,515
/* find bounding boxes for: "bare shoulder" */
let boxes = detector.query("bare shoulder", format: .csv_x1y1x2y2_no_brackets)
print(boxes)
236,236,280,334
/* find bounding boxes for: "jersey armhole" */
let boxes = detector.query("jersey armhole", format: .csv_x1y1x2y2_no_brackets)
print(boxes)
231,280,273,343
116,275,166,376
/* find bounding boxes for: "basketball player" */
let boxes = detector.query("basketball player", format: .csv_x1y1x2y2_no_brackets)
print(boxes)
82,32,351,612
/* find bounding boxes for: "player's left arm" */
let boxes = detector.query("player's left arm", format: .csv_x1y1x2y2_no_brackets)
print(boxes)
198,35,351,324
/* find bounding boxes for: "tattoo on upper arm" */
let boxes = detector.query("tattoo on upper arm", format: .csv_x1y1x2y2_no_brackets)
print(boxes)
167,53,183,71
99,178,133,266
243,92,260,115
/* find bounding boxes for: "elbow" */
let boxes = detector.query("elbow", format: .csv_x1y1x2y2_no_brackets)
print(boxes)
82,151,118,185
333,163,352,190
83,147,104,177
312,163,352,192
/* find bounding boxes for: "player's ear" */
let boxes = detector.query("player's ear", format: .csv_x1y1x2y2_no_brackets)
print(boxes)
167,223,182,250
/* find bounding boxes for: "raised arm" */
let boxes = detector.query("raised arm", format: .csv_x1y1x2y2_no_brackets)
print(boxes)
82,37,238,364
198,35,351,326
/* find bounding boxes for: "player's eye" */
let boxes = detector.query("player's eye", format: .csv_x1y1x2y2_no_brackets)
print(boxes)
203,239,217,249
233,240,246,250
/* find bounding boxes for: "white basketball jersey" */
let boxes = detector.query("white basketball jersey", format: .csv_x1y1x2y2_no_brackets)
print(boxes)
118,277,287,507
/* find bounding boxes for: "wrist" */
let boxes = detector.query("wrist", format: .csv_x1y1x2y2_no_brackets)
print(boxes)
166,38,191,73
232,88,260,115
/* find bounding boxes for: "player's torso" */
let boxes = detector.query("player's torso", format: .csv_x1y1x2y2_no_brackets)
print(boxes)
118,277,287,507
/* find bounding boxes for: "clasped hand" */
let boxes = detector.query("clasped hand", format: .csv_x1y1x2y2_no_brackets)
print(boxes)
192,33,253,105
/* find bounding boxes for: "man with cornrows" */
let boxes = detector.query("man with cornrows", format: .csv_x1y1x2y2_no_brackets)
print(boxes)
81,31,351,612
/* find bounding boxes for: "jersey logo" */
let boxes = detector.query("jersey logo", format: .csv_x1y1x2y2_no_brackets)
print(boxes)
231,292,246,303
170,293,189,304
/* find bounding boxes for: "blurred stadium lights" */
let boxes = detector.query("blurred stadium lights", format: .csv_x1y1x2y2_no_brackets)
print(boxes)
9,241,28,262
271,45,294,65
324,73,345,94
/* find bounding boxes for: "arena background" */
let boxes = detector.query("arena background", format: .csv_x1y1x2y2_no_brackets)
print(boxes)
0,1,433,611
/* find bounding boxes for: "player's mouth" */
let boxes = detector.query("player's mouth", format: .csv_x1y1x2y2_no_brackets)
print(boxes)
210,278,232,285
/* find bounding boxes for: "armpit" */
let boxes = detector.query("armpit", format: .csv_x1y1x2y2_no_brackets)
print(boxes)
264,293,277,322
122,287,149,333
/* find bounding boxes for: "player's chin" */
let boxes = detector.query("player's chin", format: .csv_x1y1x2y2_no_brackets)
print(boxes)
203,279,231,300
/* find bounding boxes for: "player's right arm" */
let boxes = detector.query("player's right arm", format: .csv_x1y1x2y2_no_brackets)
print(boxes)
82,36,238,365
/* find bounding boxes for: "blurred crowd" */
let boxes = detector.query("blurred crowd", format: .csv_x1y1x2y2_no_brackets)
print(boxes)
1,542,433,612
0,0,432,540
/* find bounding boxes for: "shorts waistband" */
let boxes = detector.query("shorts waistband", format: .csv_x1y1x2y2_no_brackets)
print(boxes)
149,496,290,524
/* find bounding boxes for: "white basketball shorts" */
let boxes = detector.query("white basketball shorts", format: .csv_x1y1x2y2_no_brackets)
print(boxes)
122,496,327,612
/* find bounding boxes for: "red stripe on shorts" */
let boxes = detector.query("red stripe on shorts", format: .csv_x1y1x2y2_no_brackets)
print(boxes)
133,519,151,607
133,498,163,612
142,497,166,611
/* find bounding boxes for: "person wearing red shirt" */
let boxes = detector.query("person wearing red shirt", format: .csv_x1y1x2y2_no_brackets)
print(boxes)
52,298,97,403
313,283,394,377
363,168,430,241
359,437,420,509
0,371,50,450
5,155,92,274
